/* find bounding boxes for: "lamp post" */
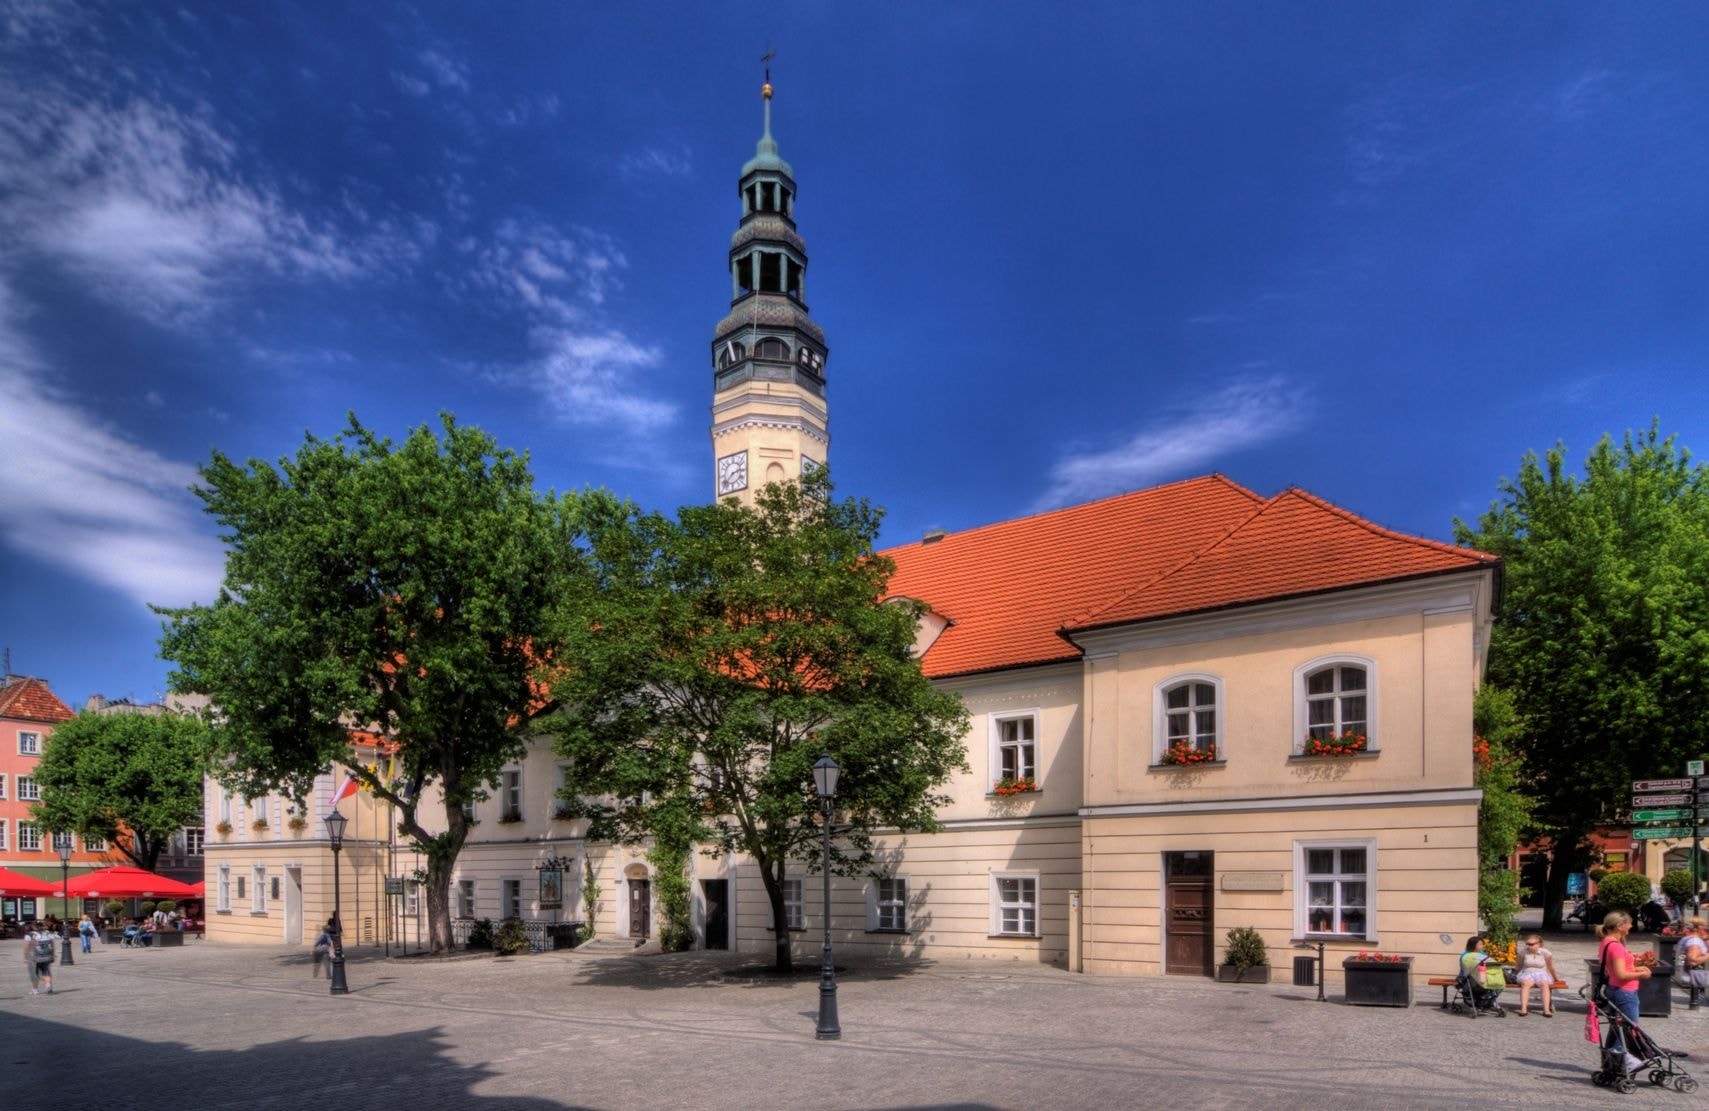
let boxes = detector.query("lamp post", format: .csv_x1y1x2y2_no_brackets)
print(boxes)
57,840,74,966
811,754,840,1040
324,810,350,995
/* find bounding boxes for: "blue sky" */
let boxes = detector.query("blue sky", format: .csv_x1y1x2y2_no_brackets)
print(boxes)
1,2,1705,710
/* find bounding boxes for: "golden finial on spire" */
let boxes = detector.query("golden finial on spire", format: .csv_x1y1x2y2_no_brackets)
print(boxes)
761,47,776,100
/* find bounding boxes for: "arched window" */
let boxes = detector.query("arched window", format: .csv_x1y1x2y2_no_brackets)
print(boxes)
1152,674,1222,764
1293,656,1377,754
718,341,746,369
755,337,789,361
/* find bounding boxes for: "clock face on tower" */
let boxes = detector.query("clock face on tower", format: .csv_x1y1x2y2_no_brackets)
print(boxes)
716,449,749,495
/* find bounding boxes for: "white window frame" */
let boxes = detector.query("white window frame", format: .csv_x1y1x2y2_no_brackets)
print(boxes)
782,877,804,930
17,776,39,801
1152,673,1224,763
1294,838,1377,940
216,864,232,912
990,871,1040,938
501,768,522,821
555,763,574,819
0,820,7,850
83,834,106,852
405,880,421,918
51,830,73,852
502,877,522,920
218,791,233,824
871,875,909,932
0,773,7,799
18,730,40,755
457,879,476,918
1293,655,1378,754
185,828,204,855
988,710,1040,791
252,864,267,913
19,823,41,851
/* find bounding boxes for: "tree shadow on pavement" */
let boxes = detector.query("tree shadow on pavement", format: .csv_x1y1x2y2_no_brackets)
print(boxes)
0,1012,587,1110
567,951,941,991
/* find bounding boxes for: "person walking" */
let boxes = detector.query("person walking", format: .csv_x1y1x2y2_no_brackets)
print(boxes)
1514,934,1559,1015
78,913,96,954
311,919,333,978
1597,910,1651,1074
24,922,57,995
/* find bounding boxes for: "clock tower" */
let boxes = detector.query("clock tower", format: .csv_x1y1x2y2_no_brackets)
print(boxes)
710,66,829,505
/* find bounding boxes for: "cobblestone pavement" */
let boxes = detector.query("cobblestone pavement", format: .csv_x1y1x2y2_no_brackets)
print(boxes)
3,929,1704,1110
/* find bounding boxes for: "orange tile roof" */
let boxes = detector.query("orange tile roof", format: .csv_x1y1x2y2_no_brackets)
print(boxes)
880,477,1496,679
0,676,75,724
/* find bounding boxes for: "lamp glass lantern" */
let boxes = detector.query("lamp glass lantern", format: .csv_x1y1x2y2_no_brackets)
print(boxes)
812,755,840,800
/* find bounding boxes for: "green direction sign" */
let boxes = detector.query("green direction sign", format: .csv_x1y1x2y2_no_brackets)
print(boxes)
1634,827,1694,839
1634,809,1694,821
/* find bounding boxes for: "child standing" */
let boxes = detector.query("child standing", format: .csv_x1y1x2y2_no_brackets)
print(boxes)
1515,933,1558,1015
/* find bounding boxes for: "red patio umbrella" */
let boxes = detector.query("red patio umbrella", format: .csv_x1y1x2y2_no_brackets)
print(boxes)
0,866,57,897
64,866,198,899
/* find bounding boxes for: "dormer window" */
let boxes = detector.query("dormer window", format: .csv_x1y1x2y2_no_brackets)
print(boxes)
797,347,823,372
719,341,746,368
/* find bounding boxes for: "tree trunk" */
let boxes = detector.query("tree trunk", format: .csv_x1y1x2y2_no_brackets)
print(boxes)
1541,834,1587,930
397,787,470,955
759,860,793,974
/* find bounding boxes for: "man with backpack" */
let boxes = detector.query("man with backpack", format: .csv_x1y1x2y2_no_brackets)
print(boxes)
23,922,57,995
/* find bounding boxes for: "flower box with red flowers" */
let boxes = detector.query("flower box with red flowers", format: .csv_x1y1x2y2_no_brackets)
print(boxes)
1159,741,1218,766
992,776,1038,797
1342,953,1413,1007
1302,731,1368,758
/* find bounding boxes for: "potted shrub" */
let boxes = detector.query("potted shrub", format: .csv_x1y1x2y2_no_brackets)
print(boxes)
494,917,529,955
1159,740,1217,766
1342,950,1414,1007
103,899,127,942
1217,925,1270,983
1301,730,1367,757
215,820,233,835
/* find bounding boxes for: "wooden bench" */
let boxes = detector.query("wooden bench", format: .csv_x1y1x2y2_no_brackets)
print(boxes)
1427,975,1568,1008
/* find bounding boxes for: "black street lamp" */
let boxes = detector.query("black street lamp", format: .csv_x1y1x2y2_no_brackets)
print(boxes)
324,810,350,995
56,840,74,966
812,754,840,1040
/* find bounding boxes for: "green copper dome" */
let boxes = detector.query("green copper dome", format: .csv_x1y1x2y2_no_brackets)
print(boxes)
741,89,794,179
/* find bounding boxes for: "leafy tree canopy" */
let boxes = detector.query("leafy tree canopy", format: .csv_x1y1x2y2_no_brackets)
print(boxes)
548,471,969,971
1456,423,1709,926
157,413,589,951
32,710,211,871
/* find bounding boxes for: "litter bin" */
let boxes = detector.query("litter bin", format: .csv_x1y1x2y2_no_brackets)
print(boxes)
1587,959,1674,1018
1293,955,1317,987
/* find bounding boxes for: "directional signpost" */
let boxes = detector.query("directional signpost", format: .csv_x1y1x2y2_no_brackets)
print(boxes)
1630,768,1709,917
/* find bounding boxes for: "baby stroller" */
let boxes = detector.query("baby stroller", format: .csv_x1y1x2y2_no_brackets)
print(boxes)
1450,966,1506,1018
1589,985,1697,1095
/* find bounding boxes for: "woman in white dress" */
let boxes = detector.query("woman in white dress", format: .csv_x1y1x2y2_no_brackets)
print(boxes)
1514,933,1559,1016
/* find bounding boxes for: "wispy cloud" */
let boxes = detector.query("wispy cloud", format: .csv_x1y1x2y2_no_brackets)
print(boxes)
620,145,693,179
0,278,222,608
458,219,675,431
1034,375,1304,510
1558,68,1613,121
417,49,470,92
391,71,431,97
0,88,417,322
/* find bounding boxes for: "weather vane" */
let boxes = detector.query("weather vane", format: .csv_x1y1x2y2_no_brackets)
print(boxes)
761,46,776,99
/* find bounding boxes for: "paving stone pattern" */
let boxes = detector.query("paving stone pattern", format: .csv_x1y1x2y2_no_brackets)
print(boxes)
3,929,1704,1110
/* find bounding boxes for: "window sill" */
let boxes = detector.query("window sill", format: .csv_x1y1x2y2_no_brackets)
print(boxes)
215,910,232,915
1288,752,1380,763
249,911,269,917
988,932,1041,940
865,927,909,935
766,926,807,934
1148,760,1226,771
1293,936,1375,945
984,790,1041,799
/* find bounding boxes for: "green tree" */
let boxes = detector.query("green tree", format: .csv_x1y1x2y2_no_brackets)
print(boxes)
1456,424,1709,928
1473,686,1533,948
31,711,211,870
158,414,585,953
549,472,970,972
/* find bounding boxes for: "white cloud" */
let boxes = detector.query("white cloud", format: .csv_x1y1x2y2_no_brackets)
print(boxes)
0,88,418,322
1035,376,1304,509
417,49,470,92
523,327,674,430
391,71,431,97
621,145,694,179
0,279,222,609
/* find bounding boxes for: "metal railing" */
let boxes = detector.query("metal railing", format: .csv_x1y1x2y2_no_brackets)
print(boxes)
450,916,581,952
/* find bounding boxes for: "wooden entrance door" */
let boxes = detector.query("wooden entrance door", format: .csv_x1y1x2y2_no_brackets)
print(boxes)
1164,851,1214,976
701,879,728,950
629,879,651,939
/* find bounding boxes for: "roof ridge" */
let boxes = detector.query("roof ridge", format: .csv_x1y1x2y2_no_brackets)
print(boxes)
1280,487,1497,563
880,473,1263,556
1066,494,1276,628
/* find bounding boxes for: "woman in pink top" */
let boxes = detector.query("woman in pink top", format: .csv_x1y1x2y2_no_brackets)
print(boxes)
1596,910,1650,1025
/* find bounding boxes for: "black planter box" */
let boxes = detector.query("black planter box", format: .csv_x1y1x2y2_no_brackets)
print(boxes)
1217,964,1271,983
153,930,185,947
1342,957,1414,1007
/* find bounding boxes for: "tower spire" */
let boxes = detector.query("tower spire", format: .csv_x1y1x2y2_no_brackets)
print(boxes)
709,59,830,504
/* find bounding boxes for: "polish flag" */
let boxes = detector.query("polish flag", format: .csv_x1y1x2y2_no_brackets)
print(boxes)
329,774,360,807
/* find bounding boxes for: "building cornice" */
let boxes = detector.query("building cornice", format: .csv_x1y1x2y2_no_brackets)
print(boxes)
1080,785,1482,820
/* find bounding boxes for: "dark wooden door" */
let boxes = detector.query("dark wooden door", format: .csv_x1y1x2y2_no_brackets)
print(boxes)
1164,851,1214,976
701,879,728,950
629,879,651,939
